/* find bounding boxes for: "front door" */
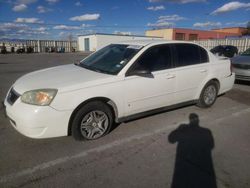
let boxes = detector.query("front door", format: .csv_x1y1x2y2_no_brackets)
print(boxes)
123,44,176,116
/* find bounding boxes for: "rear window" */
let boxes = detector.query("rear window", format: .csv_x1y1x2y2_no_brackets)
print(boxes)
199,46,209,63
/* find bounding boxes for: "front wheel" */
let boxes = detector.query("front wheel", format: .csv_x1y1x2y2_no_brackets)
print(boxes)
197,81,218,108
71,101,114,141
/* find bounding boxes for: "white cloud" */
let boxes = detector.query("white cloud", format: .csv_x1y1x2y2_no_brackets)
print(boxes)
53,25,81,30
75,1,82,6
17,29,49,35
193,21,221,28
36,27,48,31
69,14,100,21
59,31,66,36
46,0,59,4
0,22,48,37
81,24,93,27
15,18,44,24
149,0,206,3
59,31,65,35
113,31,132,35
53,24,92,30
147,14,184,28
0,33,22,39
12,4,27,12
158,14,186,22
147,22,175,27
0,23,28,32
147,5,165,11
37,6,51,13
226,21,248,26
16,0,37,4
211,1,250,15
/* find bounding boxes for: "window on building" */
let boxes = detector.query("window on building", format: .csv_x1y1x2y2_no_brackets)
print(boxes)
189,34,198,40
175,33,185,40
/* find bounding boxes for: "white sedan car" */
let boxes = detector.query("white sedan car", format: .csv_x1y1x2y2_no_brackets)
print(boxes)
4,40,235,140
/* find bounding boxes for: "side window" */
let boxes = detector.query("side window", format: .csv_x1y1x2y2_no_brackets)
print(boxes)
131,45,172,72
199,46,209,63
175,44,208,67
175,44,200,67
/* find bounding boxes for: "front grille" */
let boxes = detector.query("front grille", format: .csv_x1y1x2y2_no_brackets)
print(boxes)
233,64,250,70
7,88,20,105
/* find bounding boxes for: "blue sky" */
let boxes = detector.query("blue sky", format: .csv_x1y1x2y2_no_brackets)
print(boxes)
0,0,249,39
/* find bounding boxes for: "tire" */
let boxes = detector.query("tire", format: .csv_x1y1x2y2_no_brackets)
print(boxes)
71,101,114,141
197,81,218,108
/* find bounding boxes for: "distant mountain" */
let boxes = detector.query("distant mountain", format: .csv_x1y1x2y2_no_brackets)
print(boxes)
0,38,26,43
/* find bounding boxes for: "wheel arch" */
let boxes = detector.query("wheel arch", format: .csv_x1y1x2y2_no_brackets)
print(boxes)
68,97,119,136
210,78,220,91
196,78,220,99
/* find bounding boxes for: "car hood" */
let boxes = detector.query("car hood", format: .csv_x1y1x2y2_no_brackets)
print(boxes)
231,55,250,65
13,64,114,94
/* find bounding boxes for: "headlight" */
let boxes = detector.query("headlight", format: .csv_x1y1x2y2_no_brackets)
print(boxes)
21,89,57,106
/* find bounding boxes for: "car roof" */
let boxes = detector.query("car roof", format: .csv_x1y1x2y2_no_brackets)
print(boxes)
116,40,198,47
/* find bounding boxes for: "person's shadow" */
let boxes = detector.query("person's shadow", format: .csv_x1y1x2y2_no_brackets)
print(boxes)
168,113,217,188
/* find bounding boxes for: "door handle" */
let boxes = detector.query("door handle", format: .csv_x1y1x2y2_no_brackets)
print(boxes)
166,75,176,79
200,69,207,73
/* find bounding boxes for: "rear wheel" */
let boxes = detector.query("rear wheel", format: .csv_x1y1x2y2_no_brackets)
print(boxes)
71,101,114,140
197,81,218,108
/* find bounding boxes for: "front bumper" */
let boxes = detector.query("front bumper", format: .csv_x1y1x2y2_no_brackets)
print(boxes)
4,96,72,139
233,68,250,81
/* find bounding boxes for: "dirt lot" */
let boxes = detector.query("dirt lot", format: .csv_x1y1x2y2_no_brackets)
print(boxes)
0,53,250,188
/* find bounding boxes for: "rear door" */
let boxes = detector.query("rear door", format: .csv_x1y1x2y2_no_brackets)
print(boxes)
173,43,210,103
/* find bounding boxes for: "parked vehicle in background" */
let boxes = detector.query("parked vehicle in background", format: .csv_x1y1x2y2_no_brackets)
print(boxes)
57,47,65,53
26,46,34,53
231,48,250,81
11,47,15,53
210,45,238,58
0,45,7,54
4,41,235,141
16,48,25,54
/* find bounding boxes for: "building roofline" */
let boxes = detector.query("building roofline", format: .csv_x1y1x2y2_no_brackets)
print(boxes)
146,27,246,32
146,28,174,32
77,33,162,38
146,27,221,32
211,27,246,30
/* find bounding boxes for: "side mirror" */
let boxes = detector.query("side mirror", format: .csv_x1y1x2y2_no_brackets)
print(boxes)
127,69,154,78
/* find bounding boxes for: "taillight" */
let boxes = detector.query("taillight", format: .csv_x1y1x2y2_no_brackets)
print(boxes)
230,59,233,74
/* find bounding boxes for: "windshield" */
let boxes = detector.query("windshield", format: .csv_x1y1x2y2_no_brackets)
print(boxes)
79,44,143,75
241,48,250,56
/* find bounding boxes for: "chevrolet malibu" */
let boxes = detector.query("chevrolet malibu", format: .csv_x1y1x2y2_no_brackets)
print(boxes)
4,41,235,140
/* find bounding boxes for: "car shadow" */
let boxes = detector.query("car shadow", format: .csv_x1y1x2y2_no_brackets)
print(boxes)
235,80,250,86
168,113,217,188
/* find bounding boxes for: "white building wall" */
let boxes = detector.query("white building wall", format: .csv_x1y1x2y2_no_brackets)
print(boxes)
78,34,161,51
78,35,97,51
